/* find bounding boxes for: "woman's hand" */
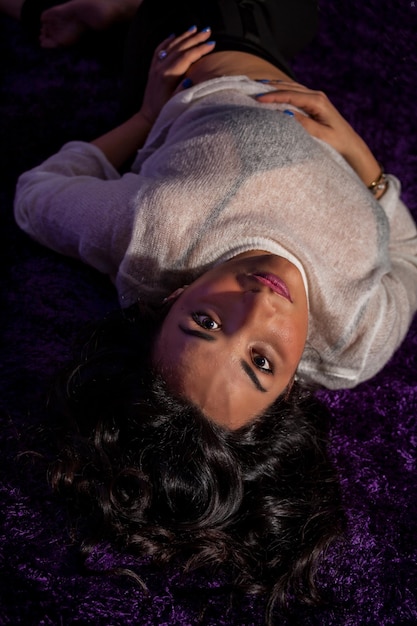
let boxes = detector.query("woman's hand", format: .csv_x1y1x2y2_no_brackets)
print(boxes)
140,26,216,125
256,82,382,191
92,27,215,170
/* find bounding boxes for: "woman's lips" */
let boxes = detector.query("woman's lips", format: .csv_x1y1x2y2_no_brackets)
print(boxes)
251,273,293,302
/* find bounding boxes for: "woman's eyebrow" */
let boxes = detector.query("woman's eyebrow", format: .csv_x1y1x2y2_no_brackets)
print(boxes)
178,324,217,342
178,325,266,391
240,360,267,393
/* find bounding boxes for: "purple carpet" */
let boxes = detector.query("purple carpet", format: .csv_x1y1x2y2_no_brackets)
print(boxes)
1,1,417,624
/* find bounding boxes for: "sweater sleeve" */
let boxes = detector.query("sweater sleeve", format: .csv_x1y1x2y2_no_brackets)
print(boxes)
325,174,416,388
372,175,417,366
296,168,417,390
14,141,142,281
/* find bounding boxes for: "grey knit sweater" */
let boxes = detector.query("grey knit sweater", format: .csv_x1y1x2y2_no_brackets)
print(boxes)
14,76,417,389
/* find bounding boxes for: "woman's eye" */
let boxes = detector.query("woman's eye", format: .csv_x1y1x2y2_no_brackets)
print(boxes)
192,313,221,331
252,352,273,373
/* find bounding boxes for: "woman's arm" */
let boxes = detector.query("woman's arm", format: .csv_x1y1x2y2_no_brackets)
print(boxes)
14,27,216,272
255,83,417,386
90,111,152,173
92,26,215,170
255,82,385,197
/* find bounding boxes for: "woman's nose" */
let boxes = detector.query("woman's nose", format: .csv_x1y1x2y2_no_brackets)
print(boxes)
240,287,277,322
221,289,276,335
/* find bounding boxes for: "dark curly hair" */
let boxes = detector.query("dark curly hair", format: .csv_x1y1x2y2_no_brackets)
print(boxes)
48,302,345,624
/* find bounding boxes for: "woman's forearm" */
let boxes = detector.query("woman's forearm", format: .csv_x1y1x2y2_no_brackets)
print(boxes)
91,111,153,171
91,26,216,171
255,84,389,199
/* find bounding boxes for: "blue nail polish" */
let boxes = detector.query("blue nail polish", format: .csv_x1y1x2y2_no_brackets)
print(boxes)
254,93,267,97
182,77,193,89
284,109,295,117
256,78,283,84
207,40,216,46
188,25,197,31
201,26,211,33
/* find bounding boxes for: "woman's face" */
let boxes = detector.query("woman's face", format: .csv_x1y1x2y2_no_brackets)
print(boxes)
153,252,309,429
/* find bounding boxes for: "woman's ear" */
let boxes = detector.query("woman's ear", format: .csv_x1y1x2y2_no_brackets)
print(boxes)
163,286,188,303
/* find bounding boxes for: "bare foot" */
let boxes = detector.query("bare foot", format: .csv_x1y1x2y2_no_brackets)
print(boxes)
0,0,26,20
39,0,141,48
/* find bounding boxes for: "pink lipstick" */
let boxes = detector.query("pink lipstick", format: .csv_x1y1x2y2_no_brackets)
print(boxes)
251,273,293,302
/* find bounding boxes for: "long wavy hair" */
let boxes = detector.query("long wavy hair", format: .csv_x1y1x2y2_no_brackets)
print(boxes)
48,302,345,623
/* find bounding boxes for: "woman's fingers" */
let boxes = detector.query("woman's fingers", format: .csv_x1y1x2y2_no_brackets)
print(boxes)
152,26,215,74
164,25,210,53
256,88,344,134
256,79,308,90
140,26,216,124
256,88,334,123
155,24,201,55
255,85,361,158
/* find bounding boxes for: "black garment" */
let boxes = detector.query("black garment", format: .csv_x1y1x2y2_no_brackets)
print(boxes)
122,0,318,115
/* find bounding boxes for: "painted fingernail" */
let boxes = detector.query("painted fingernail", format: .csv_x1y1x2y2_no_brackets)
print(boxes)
201,26,211,33
187,25,197,31
182,77,193,88
206,40,216,46
254,93,267,97
284,109,295,116
256,79,283,83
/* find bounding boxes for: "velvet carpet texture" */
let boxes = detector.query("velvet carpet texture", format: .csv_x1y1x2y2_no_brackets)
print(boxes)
1,1,417,624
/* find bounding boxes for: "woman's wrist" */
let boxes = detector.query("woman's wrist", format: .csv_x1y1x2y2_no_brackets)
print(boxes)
367,166,389,199
342,134,388,199
137,107,157,128
91,111,154,170
134,109,154,128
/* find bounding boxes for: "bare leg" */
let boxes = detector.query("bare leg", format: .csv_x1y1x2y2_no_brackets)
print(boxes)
0,0,25,19
39,0,142,48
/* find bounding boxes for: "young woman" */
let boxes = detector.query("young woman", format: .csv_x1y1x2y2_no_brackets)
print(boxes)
9,0,417,620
